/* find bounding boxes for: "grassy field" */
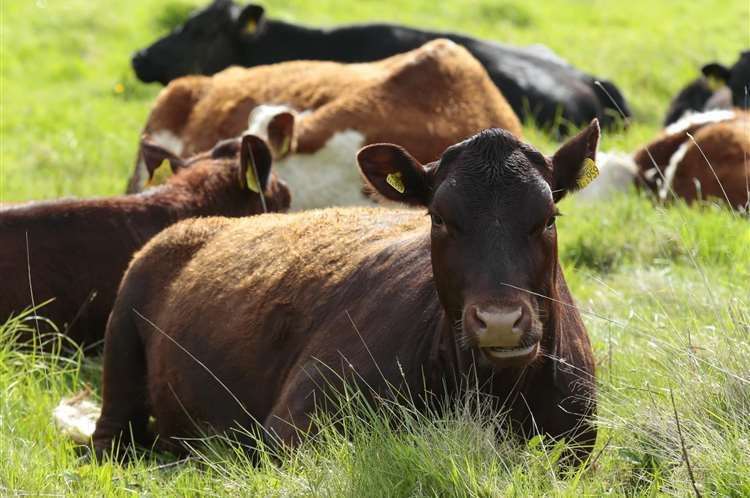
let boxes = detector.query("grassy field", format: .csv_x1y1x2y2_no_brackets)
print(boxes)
2,0,750,496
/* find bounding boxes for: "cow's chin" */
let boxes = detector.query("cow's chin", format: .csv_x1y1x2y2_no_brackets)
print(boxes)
480,341,540,369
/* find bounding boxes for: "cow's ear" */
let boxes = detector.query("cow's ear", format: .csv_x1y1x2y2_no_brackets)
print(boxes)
140,140,185,186
267,111,295,158
240,134,273,193
550,119,600,203
236,4,265,36
357,144,431,206
702,62,731,89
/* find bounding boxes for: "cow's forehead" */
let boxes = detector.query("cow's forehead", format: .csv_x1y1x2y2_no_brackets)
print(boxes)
431,133,553,218
436,129,549,190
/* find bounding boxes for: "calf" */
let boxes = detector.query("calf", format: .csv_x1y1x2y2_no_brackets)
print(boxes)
664,51,750,126
127,39,522,210
0,135,289,350
589,110,750,211
91,121,600,461
131,0,629,131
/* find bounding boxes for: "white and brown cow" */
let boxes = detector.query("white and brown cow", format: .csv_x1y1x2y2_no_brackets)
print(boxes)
128,39,522,209
580,110,750,211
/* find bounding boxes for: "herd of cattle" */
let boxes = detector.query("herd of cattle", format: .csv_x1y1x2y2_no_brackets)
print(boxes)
3,0,749,463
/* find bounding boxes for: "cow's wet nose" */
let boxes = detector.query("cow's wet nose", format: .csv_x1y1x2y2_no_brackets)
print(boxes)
464,305,526,348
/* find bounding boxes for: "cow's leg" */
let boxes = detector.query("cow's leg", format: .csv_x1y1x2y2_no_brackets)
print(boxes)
92,306,151,460
260,362,333,452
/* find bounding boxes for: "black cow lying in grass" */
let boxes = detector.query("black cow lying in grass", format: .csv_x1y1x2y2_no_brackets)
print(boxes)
131,0,630,133
664,50,750,126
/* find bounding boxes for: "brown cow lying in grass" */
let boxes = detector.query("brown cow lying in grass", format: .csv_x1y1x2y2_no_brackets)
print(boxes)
582,109,750,211
89,121,600,462
0,135,289,351
126,39,522,209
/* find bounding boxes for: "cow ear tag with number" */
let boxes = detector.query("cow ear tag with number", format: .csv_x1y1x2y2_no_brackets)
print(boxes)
576,158,599,189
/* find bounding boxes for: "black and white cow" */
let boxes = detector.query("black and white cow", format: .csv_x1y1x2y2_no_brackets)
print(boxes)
130,0,631,133
664,50,750,126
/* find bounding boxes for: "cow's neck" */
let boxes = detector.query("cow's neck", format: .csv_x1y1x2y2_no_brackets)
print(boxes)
245,20,435,65
140,174,248,220
244,21,335,64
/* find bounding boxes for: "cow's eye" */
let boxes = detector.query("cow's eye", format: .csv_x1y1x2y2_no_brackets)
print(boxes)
545,216,556,229
431,213,445,227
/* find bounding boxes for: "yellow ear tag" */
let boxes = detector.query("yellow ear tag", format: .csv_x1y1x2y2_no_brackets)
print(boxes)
706,74,725,91
576,158,599,189
245,152,261,193
279,135,291,157
146,159,172,187
245,19,257,34
386,172,406,194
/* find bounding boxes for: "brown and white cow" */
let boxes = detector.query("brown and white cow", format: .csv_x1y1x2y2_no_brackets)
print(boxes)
581,110,750,211
127,39,522,209
0,135,289,351
90,122,599,462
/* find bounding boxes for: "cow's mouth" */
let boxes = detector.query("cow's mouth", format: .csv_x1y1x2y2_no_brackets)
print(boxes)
482,342,538,360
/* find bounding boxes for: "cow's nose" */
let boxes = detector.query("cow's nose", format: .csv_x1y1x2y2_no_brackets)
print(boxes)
131,50,153,80
464,305,526,348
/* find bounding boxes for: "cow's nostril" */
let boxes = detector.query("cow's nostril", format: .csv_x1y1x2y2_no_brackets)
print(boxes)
470,305,487,331
512,307,525,331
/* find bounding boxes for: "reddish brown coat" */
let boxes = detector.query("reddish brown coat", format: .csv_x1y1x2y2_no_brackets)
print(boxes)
0,137,289,350
633,110,750,209
94,124,598,461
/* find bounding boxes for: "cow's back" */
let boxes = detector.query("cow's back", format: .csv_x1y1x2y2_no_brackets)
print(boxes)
117,208,440,439
297,39,521,161
0,201,158,346
145,40,520,162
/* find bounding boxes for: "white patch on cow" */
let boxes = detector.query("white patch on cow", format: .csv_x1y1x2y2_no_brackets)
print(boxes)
53,391,101,444
576,151,638,201
273,130,371,211
659,140,692,201
665,109,736,136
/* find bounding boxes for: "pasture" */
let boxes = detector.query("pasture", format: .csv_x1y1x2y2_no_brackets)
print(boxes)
2,0,749,496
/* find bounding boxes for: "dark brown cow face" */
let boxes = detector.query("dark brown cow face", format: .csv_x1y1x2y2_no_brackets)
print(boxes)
358,121,599,368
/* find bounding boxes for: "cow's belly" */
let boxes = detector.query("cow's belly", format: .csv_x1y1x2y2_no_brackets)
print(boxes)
274,130,375,211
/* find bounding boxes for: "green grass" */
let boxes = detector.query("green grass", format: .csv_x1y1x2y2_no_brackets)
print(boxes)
2,0,750,496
